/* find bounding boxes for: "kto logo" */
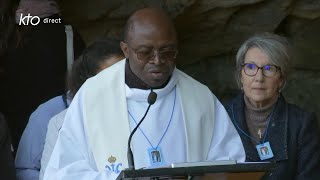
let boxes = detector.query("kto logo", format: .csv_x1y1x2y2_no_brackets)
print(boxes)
18,13,40,25
18,13,62,26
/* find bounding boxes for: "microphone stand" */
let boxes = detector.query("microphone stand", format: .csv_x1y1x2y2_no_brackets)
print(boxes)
127,89,157,170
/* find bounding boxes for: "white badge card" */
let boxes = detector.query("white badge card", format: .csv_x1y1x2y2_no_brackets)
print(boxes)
256,142,274,160
148,147,166,167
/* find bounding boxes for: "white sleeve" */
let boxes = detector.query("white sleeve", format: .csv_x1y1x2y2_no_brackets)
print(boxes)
207,95,246,162
43,90,119,180
40,110,65,180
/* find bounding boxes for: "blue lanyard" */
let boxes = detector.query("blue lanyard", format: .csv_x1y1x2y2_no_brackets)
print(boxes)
231,101,276,145
128,87,176,150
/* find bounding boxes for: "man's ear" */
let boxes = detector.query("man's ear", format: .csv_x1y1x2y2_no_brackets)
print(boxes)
120,41,129,58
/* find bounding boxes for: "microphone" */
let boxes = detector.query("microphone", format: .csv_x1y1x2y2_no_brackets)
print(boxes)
127,89,157,170
148,90,157,105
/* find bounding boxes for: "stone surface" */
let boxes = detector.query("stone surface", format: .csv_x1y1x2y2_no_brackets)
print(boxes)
57,0,320,121
291,0,320,19
282,16,320,69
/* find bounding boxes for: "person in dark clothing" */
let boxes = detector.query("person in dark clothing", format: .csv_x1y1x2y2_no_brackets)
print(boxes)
0,0,19,108
1,0,85,150
226,32,320,179
0,112,16,180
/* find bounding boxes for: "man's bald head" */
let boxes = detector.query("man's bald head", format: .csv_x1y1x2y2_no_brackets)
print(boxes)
123,8,177,43
120,7,178,88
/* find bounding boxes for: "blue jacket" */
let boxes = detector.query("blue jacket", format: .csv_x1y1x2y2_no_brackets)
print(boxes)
15,95,70,180
226,93,320,179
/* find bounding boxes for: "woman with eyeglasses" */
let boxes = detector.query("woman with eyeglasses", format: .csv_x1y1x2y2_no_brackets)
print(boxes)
226,32,320,179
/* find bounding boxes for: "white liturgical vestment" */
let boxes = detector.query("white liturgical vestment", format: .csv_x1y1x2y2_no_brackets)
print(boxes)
44,59,245,180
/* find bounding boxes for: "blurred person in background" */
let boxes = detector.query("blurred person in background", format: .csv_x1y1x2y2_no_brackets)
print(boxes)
1,0,85,150
0,112,16,180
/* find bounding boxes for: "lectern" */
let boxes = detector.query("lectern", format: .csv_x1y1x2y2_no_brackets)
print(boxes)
116,162,274,180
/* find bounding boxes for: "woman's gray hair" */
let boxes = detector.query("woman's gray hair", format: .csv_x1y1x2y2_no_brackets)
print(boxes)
235,32,292,90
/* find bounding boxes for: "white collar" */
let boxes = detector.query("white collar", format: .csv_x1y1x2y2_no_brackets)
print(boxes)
126,68,178,102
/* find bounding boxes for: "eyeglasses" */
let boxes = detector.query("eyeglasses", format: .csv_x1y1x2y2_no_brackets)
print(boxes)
242,63,280,77
129,45,178,62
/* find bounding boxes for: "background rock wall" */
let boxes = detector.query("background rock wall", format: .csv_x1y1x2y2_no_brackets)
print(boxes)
57,0,320,120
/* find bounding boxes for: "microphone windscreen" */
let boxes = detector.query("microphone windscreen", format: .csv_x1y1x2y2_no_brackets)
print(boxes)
148,91,157,105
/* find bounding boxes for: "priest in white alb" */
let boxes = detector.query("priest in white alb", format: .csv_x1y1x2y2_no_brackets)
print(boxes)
44,7,245,180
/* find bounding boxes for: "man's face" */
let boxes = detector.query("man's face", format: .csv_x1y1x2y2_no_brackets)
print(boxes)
121,22,178,88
